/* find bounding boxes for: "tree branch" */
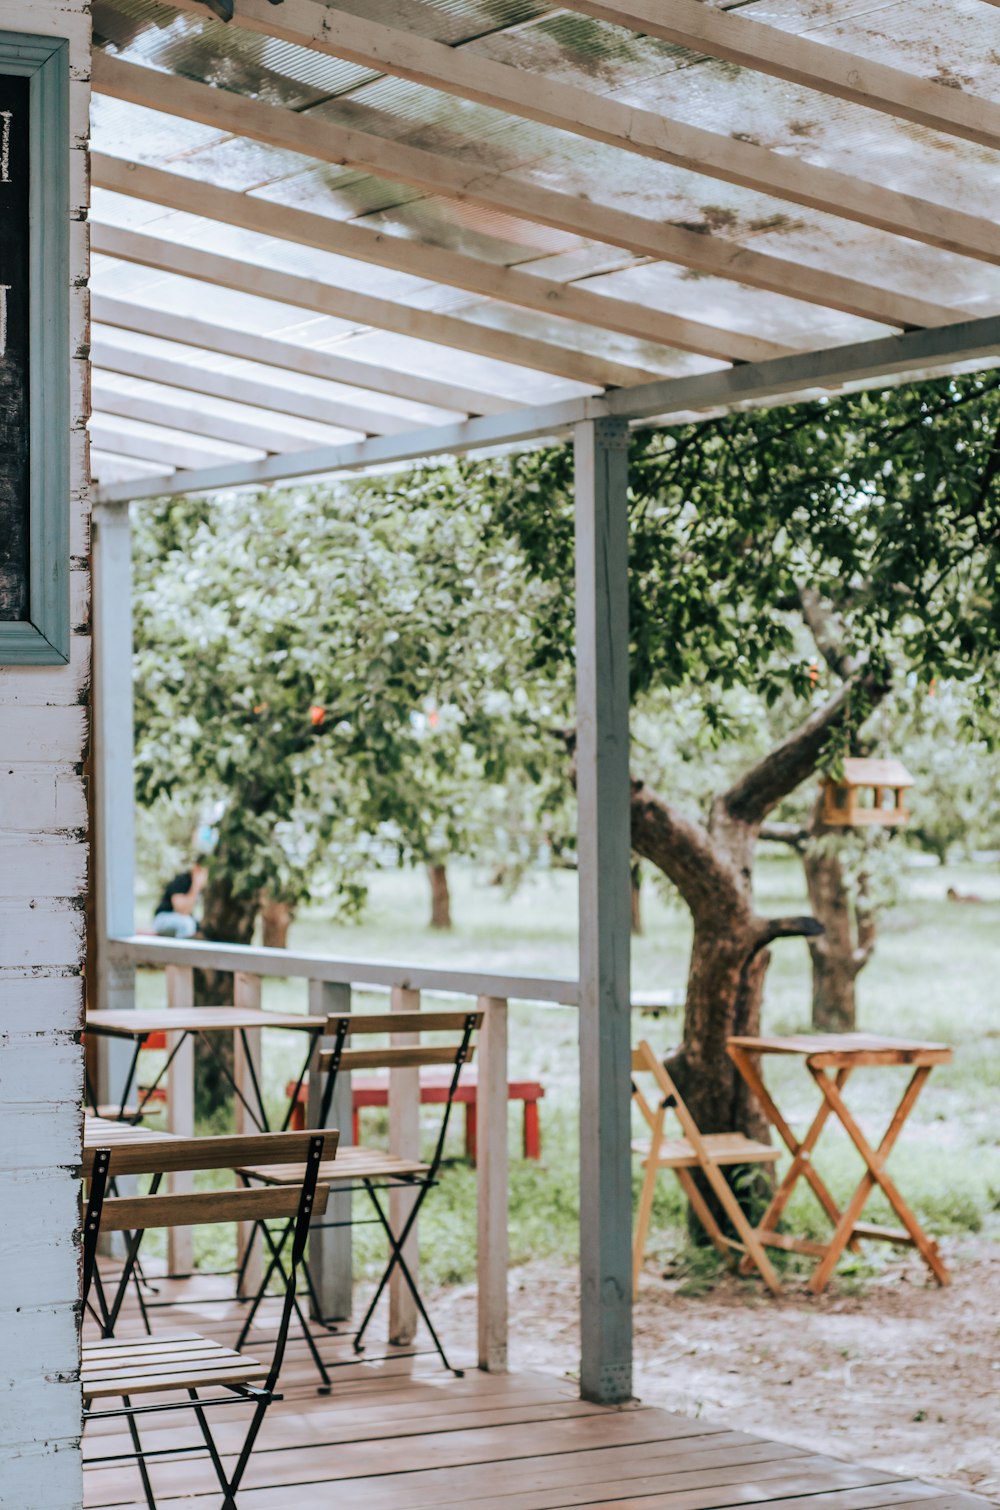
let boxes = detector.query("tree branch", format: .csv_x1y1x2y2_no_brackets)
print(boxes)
630,777,743,919
759,821,808,852
797,585,859,680
722,671,888,826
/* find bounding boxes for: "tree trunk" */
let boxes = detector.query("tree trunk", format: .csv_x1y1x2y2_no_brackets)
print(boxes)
427,862,452,930
804,844,858,1031
261,897,295,950
802,806,876,1032
630,861,643,936
670,907,772,1146
194,872,261,1119
632,790,772,1140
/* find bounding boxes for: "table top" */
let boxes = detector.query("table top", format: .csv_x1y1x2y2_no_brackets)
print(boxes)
84,1115,179,1146
727,1032,952,1067
86,1007,327,1039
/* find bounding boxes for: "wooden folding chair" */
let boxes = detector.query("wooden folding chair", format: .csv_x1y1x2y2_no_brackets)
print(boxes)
82,1130,338,1510
236,1008,482,1385
631,1040,783,1296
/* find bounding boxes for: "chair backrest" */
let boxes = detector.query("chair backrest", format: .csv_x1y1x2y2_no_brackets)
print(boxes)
631,1040,710,1154
316,1010,483,1173
83,1130,338,1386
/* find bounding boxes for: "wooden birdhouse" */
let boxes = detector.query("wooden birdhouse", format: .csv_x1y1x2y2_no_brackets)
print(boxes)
821,757,914,828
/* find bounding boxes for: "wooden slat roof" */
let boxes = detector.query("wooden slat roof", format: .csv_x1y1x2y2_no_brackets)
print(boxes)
87,0,1000,497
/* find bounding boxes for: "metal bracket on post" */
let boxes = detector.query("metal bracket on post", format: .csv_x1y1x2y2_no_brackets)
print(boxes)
574,416,633,1406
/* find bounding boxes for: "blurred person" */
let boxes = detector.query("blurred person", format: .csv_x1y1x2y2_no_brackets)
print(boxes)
152,857,208,938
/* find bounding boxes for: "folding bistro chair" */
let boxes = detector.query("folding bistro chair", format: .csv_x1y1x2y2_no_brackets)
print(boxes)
631,1040,783,1296
236,1007,482,1386
81,1130,338,1510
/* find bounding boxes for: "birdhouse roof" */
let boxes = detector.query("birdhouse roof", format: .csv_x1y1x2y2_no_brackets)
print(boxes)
836,758,915,788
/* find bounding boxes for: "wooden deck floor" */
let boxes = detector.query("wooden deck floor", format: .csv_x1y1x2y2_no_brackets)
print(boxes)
83,1276,989,1510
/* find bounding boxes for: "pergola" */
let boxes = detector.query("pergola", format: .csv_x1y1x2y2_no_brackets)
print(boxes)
87,0,1000,1408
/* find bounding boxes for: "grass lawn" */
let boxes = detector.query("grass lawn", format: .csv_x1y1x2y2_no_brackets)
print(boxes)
133,853,1000,1288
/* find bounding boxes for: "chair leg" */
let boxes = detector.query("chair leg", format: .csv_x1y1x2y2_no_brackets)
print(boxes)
235,1218,294,1350
700,1163,783,1296
674,1167,733,1262
233,1217,261,1300
632,1160,658,1299
222,1399,270,1507
237,1218,333,1392
354,1182,462,1376
188,1389,269,1510
121,1395,157,1510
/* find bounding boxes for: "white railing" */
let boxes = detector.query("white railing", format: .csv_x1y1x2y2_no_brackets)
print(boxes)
107,935,578,1372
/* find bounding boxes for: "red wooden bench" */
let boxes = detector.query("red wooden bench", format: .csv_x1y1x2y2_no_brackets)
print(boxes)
286,1069,544,1162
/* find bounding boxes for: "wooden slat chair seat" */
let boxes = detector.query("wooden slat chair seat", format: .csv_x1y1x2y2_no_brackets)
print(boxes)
82,1333,270,1398
82,1130,338,1510
237,1008,482,1388
237,1147,431,1184
631,1041,783,1298
631,1132,781,1168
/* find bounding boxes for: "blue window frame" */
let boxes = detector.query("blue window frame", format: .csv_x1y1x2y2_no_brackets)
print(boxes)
0,32,70,665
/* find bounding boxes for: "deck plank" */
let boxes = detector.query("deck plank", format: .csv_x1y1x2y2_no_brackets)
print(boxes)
82,1274,992,1510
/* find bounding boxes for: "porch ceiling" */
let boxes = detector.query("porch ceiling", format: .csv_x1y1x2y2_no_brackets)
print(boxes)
88,0,1000,497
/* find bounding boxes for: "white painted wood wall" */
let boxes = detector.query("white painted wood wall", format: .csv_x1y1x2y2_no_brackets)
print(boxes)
0,3,90,1505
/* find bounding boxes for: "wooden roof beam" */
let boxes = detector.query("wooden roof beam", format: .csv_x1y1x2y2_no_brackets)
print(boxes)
91,220,664,390
91,294,504,419
133,4,1000,266
561,0,1000,153
93,313,1000,508
91,51,973,332
92,379,354,454
88,418,251,472
93,154,787,366
92,337,392,437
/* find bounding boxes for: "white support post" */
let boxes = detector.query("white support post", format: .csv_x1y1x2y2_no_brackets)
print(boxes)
574,417,633,1405
477,996,509,1372
307,979,353,1321
389,985,420,1345
234,972,263,1294
92,504,136,1106
166,964,195,1274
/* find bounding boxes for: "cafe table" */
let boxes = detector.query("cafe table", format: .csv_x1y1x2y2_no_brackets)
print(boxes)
85,1006,327,1133
726,1032,952,1294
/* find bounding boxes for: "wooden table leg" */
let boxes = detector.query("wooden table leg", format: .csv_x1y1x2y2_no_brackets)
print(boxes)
728,1046,859,1265
806,1064,949,1293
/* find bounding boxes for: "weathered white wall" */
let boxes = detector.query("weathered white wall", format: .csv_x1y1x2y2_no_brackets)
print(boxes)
0,3,90,1506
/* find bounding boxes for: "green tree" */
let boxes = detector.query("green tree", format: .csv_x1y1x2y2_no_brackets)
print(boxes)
481,371,1000,1138
894,679,1000,863
132,475,554,962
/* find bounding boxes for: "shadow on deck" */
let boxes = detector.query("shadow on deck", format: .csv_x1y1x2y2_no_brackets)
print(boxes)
83,1273,989,1510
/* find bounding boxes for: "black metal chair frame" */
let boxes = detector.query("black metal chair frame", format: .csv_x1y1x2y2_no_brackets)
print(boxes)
81,1135,325,1510
236,1010,479,1388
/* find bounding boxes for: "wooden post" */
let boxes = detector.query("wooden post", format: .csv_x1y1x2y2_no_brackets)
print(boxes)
307,979,353,1321
389,985,420,1345
166,964,195,1274
574,417,633,1405
477,995,509,1372
91,504,136,1107
234,971,263,1294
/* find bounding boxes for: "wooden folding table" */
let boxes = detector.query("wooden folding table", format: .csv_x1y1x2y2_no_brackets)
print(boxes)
727,1032,952,1294
85,1007,326,1132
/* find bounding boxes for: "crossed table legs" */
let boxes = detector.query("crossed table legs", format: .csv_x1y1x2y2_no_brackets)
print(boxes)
727,1035,951,1294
